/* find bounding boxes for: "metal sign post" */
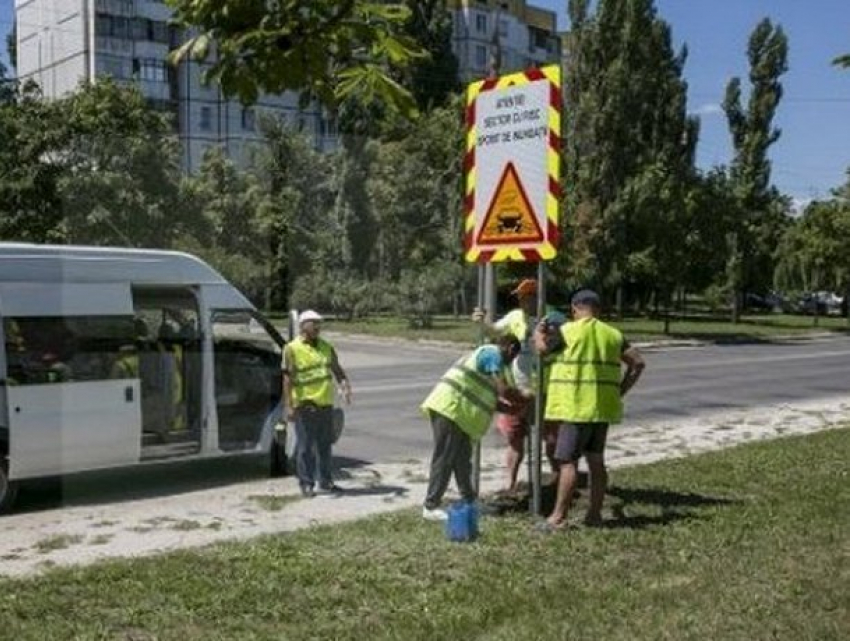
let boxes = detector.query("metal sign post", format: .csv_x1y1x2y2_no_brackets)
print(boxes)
532,262,546,515
471,265,486,495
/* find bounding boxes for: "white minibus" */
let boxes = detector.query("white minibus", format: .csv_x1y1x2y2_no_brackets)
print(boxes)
0,243,289,513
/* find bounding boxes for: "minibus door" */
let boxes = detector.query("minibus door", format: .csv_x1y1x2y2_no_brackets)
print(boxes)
210,310,284,453
0,284,142,480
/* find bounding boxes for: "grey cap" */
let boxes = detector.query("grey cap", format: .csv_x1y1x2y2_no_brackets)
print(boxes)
571,289,601,307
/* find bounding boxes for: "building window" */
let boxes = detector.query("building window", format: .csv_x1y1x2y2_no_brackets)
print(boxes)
529,27,551,52
133,58,168,83
150,21,169,44
131,18,147,40
130,18,170,44
241,108,256,132
96,14,131,39
113,17,129,38
476,13,487,34
499,19,509,37
200,106,212,132
476,45,488,68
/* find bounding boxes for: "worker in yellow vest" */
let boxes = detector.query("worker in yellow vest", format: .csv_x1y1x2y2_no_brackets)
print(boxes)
473,278,560,492
421,334,522,521
283,310,352,498
534,290,645,531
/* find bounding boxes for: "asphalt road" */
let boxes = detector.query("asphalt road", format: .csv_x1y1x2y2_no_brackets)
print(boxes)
332,335,850,464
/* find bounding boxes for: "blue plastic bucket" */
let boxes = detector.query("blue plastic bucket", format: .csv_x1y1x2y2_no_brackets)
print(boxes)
446,501,479,542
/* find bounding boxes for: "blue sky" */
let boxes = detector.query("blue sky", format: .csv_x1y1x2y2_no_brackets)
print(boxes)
536,0,850,205
2,1,848,203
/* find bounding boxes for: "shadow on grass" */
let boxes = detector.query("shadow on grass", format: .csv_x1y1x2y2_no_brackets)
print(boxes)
599,485,740,530
484,478,738,531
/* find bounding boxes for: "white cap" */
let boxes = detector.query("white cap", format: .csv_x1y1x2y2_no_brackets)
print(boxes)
298,309,323,324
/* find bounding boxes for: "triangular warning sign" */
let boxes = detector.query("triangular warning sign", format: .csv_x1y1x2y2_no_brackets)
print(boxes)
477,162,544,246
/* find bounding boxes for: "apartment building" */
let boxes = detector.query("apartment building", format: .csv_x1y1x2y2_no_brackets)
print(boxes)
448,0,561,82
14,0,335,172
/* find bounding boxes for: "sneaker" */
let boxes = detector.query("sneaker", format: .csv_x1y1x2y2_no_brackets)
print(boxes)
422,506,448,521
319,483,344,494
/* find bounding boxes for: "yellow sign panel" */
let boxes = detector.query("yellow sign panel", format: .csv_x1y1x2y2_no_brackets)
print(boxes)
476,162,544,246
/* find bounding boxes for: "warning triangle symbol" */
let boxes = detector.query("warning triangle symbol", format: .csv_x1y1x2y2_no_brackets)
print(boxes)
477,162,544,246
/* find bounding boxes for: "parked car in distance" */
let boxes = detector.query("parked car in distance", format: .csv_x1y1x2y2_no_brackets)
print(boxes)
795,291,844,316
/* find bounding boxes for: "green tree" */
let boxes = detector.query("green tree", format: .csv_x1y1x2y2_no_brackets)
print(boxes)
54,80,183,247
6,20,16,71
833,54,850,68
366,99,468,310
166,1,425,117
256,118,339,310
0,82,65,242
723,18,789,322
0,57,14,104
177,147,274,304
775,197,850,325
560,0,697,316
402,0,460,111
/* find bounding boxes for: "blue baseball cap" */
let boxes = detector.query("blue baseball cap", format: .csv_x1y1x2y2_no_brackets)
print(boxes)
543,310,567,327
571,289,601,307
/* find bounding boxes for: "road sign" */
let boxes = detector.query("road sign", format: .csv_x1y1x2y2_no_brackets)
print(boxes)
477,162,544,245
464,66,561,263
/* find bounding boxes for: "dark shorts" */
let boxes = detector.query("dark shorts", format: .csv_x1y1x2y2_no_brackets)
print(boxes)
554,422,609,463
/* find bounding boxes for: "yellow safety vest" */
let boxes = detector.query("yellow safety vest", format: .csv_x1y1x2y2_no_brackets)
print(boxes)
112,349,139,379
545,318,624,423
286,337,335,407
500,308,529,343
170,344,186,431
421,346,503,441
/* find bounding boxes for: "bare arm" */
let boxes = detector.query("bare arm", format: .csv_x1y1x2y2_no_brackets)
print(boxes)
533,323,549,355
620,346,645,397
330,348,352,404
472,309,505,340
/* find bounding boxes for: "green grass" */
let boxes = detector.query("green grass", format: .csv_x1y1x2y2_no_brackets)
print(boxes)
305,313,848,344
2,429,849,640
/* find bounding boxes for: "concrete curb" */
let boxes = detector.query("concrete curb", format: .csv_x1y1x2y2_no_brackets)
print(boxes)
316,329,848,353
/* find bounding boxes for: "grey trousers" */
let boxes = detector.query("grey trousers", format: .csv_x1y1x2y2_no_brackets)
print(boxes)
294,406,334,489
424,411,477,509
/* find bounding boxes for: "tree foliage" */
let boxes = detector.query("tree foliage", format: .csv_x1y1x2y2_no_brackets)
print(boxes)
166,0,426,118
55,80,184,247
6,20,16,71
401,0,460,111
722,18,789,318
776,172,850,307
0,83,66,242
560,0,697,312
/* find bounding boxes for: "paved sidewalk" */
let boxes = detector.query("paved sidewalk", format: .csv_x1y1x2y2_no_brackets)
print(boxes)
0,395,847,578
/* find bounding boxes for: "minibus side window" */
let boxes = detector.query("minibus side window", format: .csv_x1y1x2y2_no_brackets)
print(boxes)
4,316,135,385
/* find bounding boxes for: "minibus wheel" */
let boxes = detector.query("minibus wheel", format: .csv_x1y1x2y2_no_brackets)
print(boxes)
0,460,19,515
